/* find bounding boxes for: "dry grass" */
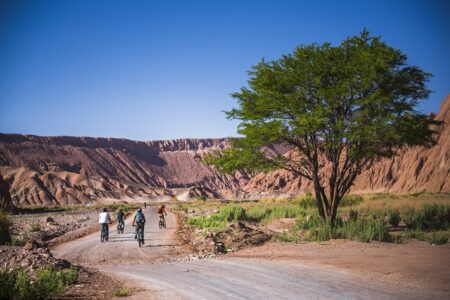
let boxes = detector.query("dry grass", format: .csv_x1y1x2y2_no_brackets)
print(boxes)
355,193,450,210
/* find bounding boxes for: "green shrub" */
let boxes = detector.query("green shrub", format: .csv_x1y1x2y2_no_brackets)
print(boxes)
420,204,449,230
337,218,389,242
218,205,248,222
349,209,358,221
0,211,11,245
197,195,207,201
186,216,228,230
426,232,448,245
296,214,323,230
308,221,333,241
33,268,66,299
404,230,426,241
30,223,42,232
112,287,131,297
340,195,363,207
402,204,450,230
0,269,17,299
296,194,316,209
388,209,401,227
402,207,419,228
0,267,77,300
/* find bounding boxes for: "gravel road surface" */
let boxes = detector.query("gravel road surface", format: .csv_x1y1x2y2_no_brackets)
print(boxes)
55,208,439,299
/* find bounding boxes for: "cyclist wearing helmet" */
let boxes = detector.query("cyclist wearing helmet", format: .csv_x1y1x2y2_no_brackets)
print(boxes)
132,208,146,243
117,208,125,232
99,208,112,240
157,204,167,220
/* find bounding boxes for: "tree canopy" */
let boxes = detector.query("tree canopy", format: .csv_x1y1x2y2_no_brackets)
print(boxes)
205,30,438,222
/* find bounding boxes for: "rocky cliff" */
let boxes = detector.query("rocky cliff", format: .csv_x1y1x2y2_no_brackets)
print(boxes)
0,95,449,206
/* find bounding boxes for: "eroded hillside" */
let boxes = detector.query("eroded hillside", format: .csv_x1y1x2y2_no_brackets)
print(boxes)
0,95,449,206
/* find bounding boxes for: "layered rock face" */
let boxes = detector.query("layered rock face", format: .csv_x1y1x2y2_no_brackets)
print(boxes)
0,95,449,206
244,94,450,195
0,137,245,206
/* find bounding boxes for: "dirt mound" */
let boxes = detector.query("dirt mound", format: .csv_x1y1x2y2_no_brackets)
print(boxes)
180,220,271,254
0,245,70,273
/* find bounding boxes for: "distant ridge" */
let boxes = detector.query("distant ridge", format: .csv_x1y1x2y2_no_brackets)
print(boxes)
0,94,449,207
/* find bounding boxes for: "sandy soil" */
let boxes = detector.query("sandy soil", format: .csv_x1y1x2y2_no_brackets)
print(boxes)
230,240,450,295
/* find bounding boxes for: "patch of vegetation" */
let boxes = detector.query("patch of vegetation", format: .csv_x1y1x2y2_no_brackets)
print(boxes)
426,231,449,245
340,195,364,207
388,209,401,227
0,267,77,300
295,213,389,243
184,194,450,245
30,223,42,232
0,211,12,245
112,287,132,297
187,216,228,231
367,193,401,201
403,230,449,245
336,218,389,242
401,204,450,230
197,195,207,201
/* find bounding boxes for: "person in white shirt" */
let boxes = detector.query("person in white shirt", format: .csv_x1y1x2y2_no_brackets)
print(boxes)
99,208,112,241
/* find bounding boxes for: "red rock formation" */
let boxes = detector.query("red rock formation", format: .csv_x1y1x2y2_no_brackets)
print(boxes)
243,94,450,194
0,95,448,206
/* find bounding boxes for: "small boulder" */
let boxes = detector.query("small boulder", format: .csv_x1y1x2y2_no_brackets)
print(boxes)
45,217,55,223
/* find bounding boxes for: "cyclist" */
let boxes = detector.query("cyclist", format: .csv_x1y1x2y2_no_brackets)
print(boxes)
117,208,125,232
132,208,146,244
99,208,111,241
157,204,167,223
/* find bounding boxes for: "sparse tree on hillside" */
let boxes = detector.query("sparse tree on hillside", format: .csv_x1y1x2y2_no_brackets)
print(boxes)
205,30,439,223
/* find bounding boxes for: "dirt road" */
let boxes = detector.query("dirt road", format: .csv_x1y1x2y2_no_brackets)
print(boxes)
55,209,446,299
101,257,441,299
53,207,187,265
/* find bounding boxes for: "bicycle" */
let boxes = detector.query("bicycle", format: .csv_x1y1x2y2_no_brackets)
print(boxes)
100,224,108,242
158,215,166,229
117,220,125,234
135,223,144,247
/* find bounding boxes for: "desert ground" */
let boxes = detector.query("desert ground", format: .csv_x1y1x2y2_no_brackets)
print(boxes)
41,203,449,299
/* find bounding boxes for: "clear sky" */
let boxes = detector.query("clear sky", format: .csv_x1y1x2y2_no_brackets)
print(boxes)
1,0,449,141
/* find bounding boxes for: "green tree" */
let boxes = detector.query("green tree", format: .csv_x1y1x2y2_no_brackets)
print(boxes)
206,30,439,223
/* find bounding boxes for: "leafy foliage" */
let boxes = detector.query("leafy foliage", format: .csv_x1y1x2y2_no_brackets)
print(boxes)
0,267,77,300
388,209,401,227
112,288,132,297
206,30,437,222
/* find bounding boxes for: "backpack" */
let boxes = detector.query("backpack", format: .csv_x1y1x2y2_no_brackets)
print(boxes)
136,212,143,223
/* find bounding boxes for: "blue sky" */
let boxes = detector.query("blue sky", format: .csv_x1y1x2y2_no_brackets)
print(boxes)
1,0,449,140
